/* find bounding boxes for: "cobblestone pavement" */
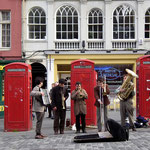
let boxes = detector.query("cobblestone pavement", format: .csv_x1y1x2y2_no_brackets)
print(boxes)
0,110,150,150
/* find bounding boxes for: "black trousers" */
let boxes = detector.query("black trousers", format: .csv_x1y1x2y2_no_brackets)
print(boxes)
54,109,66,132
35,112,45,135
76,114,86,132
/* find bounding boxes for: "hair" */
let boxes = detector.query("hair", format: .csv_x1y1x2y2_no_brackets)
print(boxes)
75,81,81,85
35,77,44,85
59,78,66,84
97,77,104,83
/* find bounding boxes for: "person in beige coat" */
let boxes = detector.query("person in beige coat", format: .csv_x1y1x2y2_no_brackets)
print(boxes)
71,82,88,133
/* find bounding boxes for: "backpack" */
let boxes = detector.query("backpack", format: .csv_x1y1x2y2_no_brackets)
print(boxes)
106,118,129,141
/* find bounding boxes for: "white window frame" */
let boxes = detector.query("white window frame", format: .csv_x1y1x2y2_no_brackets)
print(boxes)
145,8,150,39
0,11,11,49
88,8,104,40
56,5,79,40
113,4,135,40
28,7,46,40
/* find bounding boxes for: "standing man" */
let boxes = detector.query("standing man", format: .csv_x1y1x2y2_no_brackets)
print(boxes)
116,74,136,131
94,77,110,132
71,82,88,133
51,79,69,135
30,77,46,139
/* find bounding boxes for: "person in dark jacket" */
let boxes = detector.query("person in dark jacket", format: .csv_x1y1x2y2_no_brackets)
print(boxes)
51,79,69,135
30,77,46,139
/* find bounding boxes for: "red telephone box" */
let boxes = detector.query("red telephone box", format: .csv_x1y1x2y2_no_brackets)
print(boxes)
4,62,32,131
136,55,150,118
71,59,97,126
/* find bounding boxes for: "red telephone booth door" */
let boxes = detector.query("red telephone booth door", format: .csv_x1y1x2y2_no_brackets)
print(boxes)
7,75,25,123
71,59,97,126
141,68,150,117
4,63,32,131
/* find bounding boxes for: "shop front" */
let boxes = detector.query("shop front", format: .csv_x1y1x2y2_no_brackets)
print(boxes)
45,51,145,109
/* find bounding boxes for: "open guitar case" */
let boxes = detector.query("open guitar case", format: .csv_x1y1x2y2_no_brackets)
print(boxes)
74,118,129,143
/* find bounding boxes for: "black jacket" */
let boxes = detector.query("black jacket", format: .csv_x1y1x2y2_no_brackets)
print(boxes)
51,85,69,110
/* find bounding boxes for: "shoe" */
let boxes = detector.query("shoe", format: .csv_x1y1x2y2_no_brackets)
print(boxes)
35,135,43,139
60,130,64,134
51,116,54,119
40,134,47,138
75,130,80,134
54,131,58,135
82,130,87,133
132,128,137,131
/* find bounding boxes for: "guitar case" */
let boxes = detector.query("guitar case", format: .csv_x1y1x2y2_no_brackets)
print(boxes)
74,118,129,143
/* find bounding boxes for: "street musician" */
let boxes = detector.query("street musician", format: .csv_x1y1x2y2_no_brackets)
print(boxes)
71,82,88,133
94,77,110,132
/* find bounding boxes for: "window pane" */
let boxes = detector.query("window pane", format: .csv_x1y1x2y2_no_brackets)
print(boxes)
98,33,103,39
99,17,103,23
68,32,72,39
41,25,46,31
145,32,149,38
29,25,34,31
41,17,46,24
68,25,72,31
62,25,66,31
88,32,93,39
35,17,39,23
35,32,40,39
74,17,78,23
125,32,129,39
125,16,129,23
130,16,135,23
74,32,78,39
89,17,92,24
74,25,78,31
113,32,118,39
94,25,97,31
29,33,34,39
98,25,102,31
113,25,118,31
119,32,123,39
94,17,97,23
57,17,61,23
145,25,149,31
131,32,135,39
41,33,46,39
62,17,66,23
113,17,117,23
125,25,129,31
57,25,61,31
57,32,61,39
145,17,150,23
29,17,33,23
68,17,72,23
130,24,135,31
119,25,123,31
35,25,40,31
119,17,123,23
62,32,66,39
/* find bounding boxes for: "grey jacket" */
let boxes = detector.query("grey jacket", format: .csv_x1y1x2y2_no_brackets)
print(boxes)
30,86,46,112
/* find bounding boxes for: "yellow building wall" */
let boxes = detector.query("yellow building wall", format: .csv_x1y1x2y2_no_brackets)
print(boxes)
49,53,144,108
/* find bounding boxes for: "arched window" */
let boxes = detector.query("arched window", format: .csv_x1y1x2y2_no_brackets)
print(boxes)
145,8,150,38
28,7,46,39
88,8,103,39
56,5,78,39
113,5,135,39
